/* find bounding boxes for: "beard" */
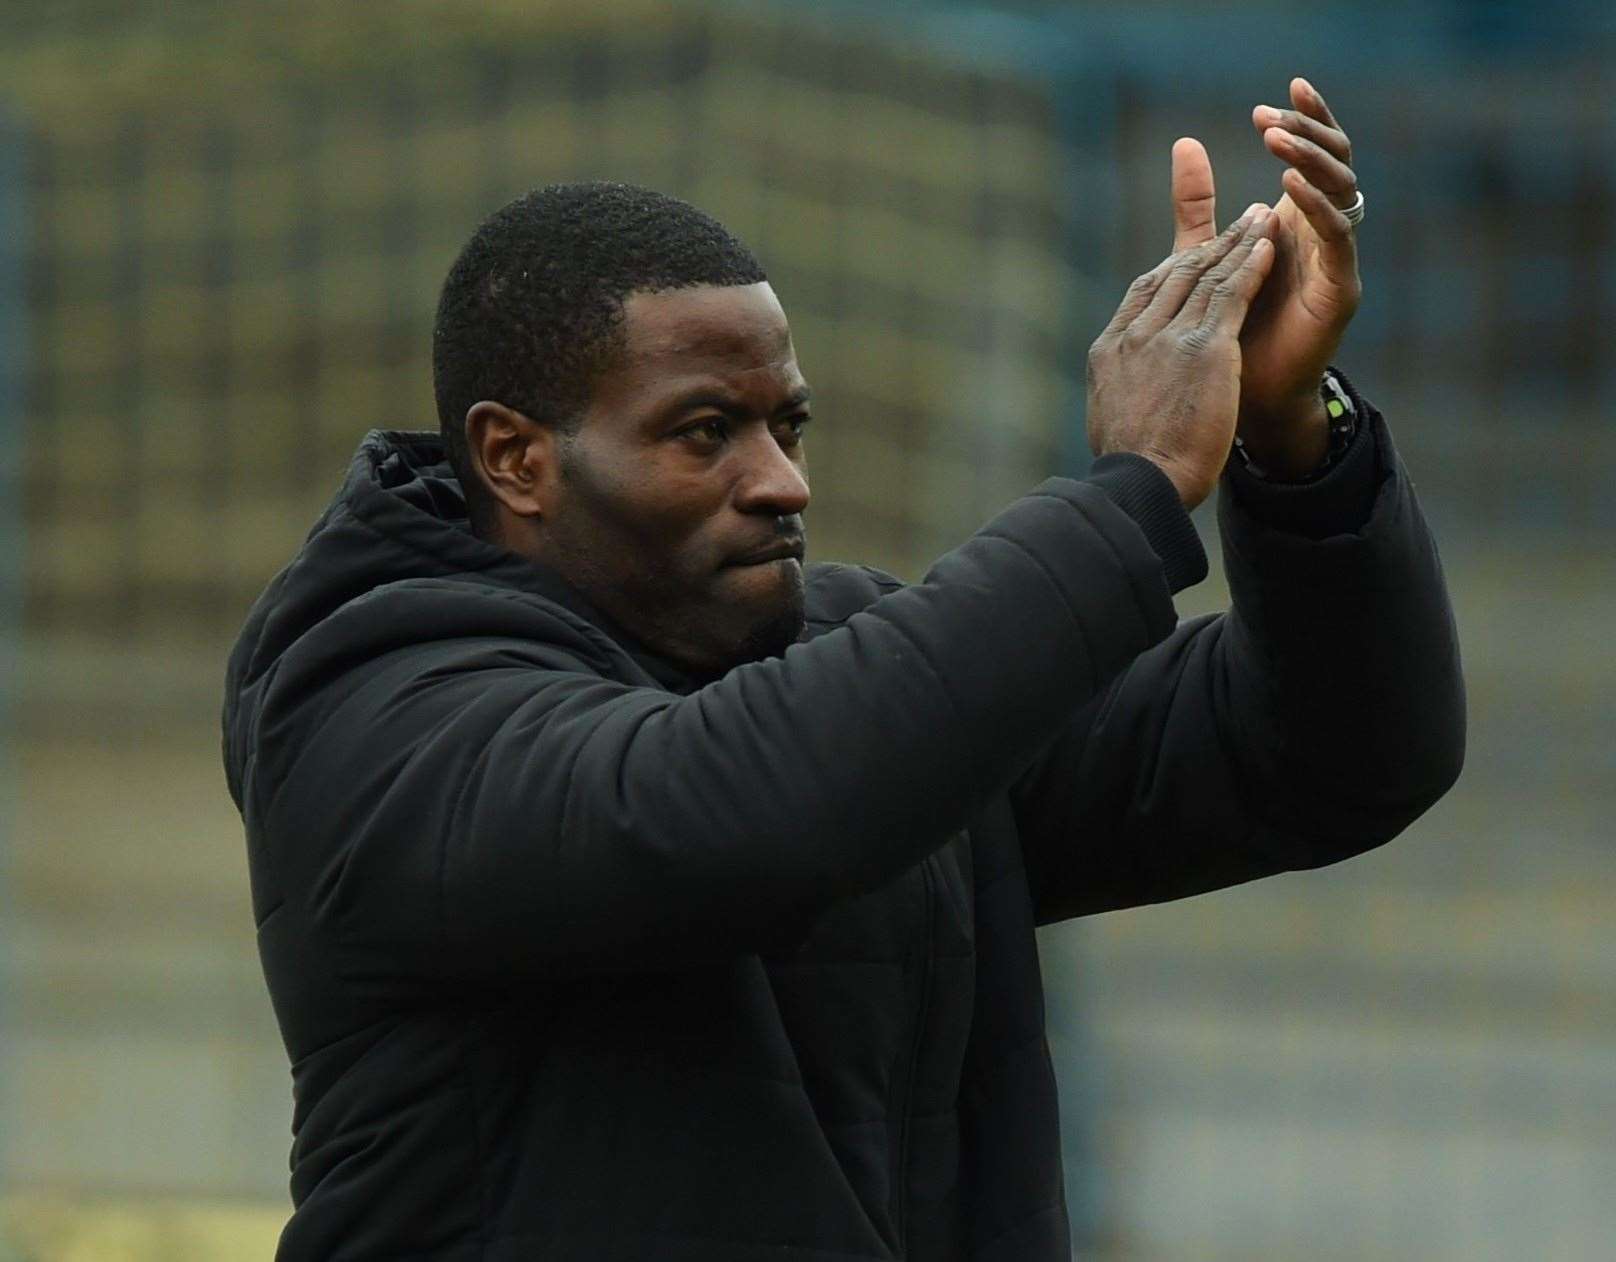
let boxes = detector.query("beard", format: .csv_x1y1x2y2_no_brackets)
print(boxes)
728,578,808,668
625,555,807,682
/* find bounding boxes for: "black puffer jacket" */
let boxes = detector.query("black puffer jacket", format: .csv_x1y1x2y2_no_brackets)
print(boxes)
223,399,1463,1261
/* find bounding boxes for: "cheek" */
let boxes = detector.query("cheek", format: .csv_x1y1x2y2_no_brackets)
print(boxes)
571,453,727,571
625,472,726,554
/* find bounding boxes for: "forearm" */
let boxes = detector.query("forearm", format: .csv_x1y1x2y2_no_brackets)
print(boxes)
1217,396,1466,844
1015,387,1463,924
287,466,1201,980
520,474,1191,962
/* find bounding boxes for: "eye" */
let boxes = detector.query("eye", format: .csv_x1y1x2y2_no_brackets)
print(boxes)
776,414,811,449
679,418,730,451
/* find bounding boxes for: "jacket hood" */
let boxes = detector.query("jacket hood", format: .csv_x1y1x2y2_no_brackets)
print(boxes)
222,429,648,806
227,431,510,692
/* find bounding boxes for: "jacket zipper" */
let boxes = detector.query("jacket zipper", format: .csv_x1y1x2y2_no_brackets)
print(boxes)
893,857,936,1255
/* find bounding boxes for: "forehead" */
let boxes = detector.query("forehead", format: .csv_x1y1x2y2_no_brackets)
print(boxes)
617,282,796,373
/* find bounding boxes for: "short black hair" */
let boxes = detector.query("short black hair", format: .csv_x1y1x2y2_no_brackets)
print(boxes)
432,181,767,533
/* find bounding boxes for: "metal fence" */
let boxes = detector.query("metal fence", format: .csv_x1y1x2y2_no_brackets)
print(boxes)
15,4,1079,664
17,3,1616,667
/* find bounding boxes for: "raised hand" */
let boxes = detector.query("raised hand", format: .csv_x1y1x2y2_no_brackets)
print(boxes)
1088,208,1279,510
1171,78,1363,478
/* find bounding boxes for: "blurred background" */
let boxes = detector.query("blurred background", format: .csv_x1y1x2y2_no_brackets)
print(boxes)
0,1,1611,1258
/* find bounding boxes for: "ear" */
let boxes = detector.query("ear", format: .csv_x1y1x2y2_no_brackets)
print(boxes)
464,400,558,522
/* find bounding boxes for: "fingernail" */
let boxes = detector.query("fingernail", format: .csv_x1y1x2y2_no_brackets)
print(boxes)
1243,202,1263,219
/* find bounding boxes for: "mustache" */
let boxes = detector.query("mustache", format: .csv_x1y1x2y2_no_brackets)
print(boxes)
729,517,807,566
751,516,805,547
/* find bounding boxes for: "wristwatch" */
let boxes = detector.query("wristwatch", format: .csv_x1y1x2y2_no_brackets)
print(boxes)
1232,370,1358,481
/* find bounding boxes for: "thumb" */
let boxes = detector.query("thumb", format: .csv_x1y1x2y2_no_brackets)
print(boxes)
1171,137,1218,252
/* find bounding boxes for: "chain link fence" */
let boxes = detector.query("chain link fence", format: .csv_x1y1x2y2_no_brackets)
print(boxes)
16,4,1079,667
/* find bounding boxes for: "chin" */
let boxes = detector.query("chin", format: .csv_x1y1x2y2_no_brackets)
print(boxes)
641,562,807,678
730,596,808,667
711,559,804,665
712,564,808,671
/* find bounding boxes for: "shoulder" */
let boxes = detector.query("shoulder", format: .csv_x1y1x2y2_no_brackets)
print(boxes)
318,576,626,671
804,561,906,630
253,576,635,740
233,575,641,804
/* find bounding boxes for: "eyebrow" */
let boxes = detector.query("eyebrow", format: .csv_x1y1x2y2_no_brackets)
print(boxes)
662,383,813,416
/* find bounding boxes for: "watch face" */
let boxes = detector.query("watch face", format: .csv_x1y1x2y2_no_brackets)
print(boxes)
1321,372,1355,419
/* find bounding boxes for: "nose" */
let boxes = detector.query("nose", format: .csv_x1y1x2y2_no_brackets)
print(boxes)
732,427,810,517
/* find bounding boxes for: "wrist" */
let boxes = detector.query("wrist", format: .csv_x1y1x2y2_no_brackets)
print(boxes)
1086,452,1209,592
1236,391,1330,479
1138,448,1211,510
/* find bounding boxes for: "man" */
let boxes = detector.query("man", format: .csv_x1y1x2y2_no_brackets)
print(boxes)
224,79,1463,1261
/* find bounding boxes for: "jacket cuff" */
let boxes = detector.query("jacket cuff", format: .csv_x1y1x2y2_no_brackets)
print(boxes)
1086,453,1208,593
1222,373,1383,539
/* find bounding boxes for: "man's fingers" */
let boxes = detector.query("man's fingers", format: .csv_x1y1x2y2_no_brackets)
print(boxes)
1100,220,1247,337
1199,233,1277,334
1178,214,1277,324
1171,137,1218,252
1251,104,1351,164
1262,128,1358,207
1101,254,1178,336
1137,208,1263,332
1290,76,1341,130
1280,168,1360,284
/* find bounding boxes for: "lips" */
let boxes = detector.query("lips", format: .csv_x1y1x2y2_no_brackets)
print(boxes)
728,538,806,566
